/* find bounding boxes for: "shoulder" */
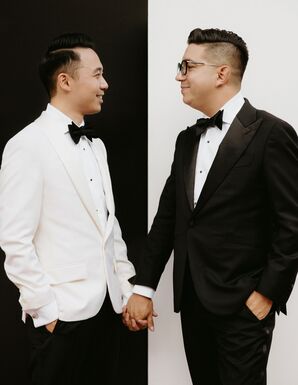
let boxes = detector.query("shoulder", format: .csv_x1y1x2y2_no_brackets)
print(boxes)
175,124,196,145
242,99,297,140
256,109,297,141
5,113,46,148
4,122,39,152
257,108,292,127
2,113,50,162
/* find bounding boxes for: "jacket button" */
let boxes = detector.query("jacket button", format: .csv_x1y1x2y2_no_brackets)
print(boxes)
189,219,195,227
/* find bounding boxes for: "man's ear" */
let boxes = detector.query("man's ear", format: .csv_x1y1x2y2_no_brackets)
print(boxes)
215,65,231,86
56,72,72,92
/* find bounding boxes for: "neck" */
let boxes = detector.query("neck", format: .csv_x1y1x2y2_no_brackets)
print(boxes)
200,86,240,117
50,97,84,126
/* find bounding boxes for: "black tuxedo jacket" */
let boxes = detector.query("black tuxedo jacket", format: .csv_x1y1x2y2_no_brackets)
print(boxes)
135,99,298,315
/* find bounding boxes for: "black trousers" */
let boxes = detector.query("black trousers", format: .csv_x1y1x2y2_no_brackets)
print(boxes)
26,294,121,385
180,267,275,385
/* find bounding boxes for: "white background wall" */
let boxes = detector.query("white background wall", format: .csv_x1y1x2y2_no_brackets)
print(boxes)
148,1,298,384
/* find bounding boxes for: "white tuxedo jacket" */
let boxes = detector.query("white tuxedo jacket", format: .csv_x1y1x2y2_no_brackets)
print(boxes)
0,108,135,326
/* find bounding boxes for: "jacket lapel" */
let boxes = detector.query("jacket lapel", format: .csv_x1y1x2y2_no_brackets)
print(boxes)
183,124,199,210
194,99,263,214
91,139,115,240
38,112,104,236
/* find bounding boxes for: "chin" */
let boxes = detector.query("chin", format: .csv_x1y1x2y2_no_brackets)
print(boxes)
86,106,101,115
182,96,192,106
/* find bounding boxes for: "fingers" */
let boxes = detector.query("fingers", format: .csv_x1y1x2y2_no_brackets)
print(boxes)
147,313,155,332
245,290,273,320
137,319,148,326
123,295,158,332
131,318,143,331
127,294,153,321
122,308,144,332
127,318,144,332
45,319,58,333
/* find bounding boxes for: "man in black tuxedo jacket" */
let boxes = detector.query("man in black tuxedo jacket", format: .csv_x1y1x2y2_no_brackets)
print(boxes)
124,28,298,384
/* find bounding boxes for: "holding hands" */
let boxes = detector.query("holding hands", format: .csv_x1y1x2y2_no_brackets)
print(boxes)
123,294,158,332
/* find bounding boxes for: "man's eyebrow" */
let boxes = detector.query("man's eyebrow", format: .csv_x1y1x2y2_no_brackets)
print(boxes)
183,58,199,62
93,67,103,74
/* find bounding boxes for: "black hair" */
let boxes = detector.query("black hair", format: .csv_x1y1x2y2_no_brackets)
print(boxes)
187,28,249,80
39,32,97,97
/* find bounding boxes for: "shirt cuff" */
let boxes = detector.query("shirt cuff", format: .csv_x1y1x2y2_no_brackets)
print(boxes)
133,285,155,299
25,301,59,327
122,292,132,307
120,280,134,305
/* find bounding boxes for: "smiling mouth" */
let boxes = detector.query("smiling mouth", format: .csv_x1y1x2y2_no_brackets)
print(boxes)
180,87,189,94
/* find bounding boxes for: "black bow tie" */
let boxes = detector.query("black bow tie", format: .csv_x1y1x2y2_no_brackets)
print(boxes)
194,109,224,137
68,122,98,144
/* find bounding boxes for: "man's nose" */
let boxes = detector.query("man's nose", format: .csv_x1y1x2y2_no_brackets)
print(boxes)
175,72,185,82
101,76,109,90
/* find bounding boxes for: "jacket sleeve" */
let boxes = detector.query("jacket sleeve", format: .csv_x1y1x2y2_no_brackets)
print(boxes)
113,216,136,303
133,132,183,290
0,135,58,326
256,122,298,307
96,138,136,304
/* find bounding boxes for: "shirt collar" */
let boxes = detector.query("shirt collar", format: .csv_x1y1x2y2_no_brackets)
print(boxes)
201,91,245,125
221,91,245,125
46,103,85,133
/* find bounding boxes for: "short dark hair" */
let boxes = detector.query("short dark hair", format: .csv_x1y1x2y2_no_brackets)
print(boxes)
187,28,249,80
39,32,97,97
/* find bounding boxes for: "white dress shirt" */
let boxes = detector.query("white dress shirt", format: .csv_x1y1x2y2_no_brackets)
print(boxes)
194,92,245,205
133,92,245,299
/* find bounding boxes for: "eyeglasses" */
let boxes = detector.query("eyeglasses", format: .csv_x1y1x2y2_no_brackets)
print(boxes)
177,59,219,76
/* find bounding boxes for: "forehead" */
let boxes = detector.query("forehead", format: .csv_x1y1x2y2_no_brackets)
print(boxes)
74,47,102,69
183,44,208,60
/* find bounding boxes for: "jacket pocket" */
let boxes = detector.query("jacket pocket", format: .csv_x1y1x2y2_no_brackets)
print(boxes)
47,263,87,285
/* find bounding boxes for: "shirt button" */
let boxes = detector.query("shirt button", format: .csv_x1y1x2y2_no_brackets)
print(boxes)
90,178,93,181
207,140,210,143
31,313,38,319
199,170,202,173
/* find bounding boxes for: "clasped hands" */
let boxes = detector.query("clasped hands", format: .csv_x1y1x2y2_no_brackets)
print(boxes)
122,294,158,332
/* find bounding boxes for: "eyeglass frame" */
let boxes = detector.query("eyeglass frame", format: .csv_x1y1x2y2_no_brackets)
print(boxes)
177,59,222,76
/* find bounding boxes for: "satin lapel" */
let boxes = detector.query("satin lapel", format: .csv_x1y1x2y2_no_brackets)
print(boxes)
183,125,199,210
194,100,263,214
39,113,103,235
91,139,115,240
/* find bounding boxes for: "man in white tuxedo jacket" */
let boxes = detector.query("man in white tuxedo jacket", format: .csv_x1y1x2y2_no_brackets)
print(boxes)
0,32,135,385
